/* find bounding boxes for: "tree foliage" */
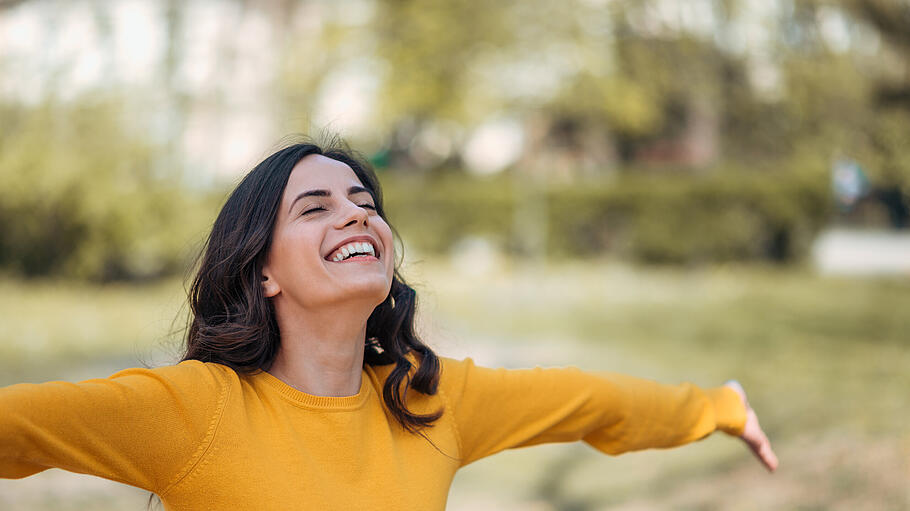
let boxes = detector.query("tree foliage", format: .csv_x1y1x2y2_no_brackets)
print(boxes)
0,95,212,280
0,0,908,279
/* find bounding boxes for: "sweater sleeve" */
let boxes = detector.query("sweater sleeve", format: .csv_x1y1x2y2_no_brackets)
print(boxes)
0,360,229,494
438,357,746,467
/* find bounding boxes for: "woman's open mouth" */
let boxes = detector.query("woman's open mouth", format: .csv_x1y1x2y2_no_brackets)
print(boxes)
325,240,379,262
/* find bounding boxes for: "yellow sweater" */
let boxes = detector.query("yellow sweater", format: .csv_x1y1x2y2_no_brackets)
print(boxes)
0,356,746,510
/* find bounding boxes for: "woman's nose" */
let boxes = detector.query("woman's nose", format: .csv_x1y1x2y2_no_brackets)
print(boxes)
336,201,369,228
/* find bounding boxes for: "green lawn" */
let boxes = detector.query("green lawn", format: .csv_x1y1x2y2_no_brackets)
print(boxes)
0,278,186,384
419,260,910,510
1,261,908,510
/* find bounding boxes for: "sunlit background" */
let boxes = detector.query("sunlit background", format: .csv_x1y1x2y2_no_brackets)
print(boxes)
0,0,908,509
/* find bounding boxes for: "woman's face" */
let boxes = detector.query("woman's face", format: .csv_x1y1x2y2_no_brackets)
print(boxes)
261,154,395,311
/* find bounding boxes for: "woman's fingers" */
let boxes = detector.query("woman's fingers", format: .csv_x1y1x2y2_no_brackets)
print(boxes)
743,409,779,472
756,438,779,472
724,380,779,472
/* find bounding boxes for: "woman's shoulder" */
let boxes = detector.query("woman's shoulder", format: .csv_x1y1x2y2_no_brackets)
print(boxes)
103,359,236,396
365,351,472,389
428,355,490,400
406,351,475,377
436,355,481,376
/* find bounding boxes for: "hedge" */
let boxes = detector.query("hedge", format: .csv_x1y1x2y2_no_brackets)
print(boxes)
383,170,832,264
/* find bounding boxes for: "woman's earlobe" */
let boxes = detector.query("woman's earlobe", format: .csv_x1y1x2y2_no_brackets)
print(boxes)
261,275,280,297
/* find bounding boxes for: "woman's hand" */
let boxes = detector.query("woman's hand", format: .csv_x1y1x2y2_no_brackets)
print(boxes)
724,380,779,472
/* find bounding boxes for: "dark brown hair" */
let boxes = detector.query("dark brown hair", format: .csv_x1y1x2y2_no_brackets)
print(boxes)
181,141,442,433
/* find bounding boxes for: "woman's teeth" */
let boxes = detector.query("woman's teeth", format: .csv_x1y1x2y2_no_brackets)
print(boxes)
330,241,376,262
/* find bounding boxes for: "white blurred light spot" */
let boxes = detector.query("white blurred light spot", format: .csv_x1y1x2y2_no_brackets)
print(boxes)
178,0,228,93
679,0,717,36
748,58,783,101
53,3,100,98
410,121,460,168
328,0,375,26
817,7,851,53
220,112,272,175
450,236,503,277
112,1,165,84
67,47,104,95
0,3,43,54
313,61,379,137
462,118,524,175
812,228,910,276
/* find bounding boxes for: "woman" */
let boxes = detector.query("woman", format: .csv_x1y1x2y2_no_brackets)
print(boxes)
0,142,777,510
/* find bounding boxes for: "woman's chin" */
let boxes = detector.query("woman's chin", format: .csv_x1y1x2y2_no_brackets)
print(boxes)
335,279,391,305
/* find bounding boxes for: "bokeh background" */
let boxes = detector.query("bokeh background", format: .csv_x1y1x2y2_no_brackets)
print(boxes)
1,0,909,509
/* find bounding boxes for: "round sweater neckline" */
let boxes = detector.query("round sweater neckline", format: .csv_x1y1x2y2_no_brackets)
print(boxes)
252,368,373,410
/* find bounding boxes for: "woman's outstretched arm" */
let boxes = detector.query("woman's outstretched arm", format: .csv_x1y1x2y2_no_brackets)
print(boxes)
0,360,228,494
439,357,776,470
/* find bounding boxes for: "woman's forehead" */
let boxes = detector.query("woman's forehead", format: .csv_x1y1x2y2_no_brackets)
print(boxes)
285,154,364,193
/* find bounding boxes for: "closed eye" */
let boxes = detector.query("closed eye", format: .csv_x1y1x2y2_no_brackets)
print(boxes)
301,204,375,216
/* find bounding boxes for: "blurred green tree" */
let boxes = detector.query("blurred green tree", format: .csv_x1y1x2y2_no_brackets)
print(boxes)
0,95,210,281
1,0,908,279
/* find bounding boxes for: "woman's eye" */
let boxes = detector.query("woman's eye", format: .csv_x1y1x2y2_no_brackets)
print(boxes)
301,204,373,216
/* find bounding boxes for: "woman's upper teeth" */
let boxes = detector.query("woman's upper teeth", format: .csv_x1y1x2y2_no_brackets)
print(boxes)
331,241,375,261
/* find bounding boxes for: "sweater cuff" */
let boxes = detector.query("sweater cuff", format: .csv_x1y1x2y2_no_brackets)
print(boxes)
705,386,747,436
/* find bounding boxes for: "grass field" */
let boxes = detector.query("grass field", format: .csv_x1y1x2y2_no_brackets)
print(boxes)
1,260,908,510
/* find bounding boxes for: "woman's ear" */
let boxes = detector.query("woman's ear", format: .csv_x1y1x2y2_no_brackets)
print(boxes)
261,269,280,298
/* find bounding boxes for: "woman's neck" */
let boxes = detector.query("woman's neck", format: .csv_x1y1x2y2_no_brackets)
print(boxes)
267,302,369,397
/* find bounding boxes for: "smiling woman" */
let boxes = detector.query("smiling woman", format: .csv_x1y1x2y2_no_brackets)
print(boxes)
0,140,776,511
182,143,442,433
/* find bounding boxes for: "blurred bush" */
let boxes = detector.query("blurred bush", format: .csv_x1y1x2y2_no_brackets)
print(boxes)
0,96,215,281
2,0,908,280
0,93,835,281
385,166,831,264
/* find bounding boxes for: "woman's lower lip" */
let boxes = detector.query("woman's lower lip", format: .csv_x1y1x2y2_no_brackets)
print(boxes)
329,255,380,263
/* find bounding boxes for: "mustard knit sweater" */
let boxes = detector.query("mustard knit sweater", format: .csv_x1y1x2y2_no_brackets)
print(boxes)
0,355,746,510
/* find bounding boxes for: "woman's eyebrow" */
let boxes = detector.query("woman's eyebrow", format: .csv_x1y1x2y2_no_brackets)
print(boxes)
288,186,372,214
